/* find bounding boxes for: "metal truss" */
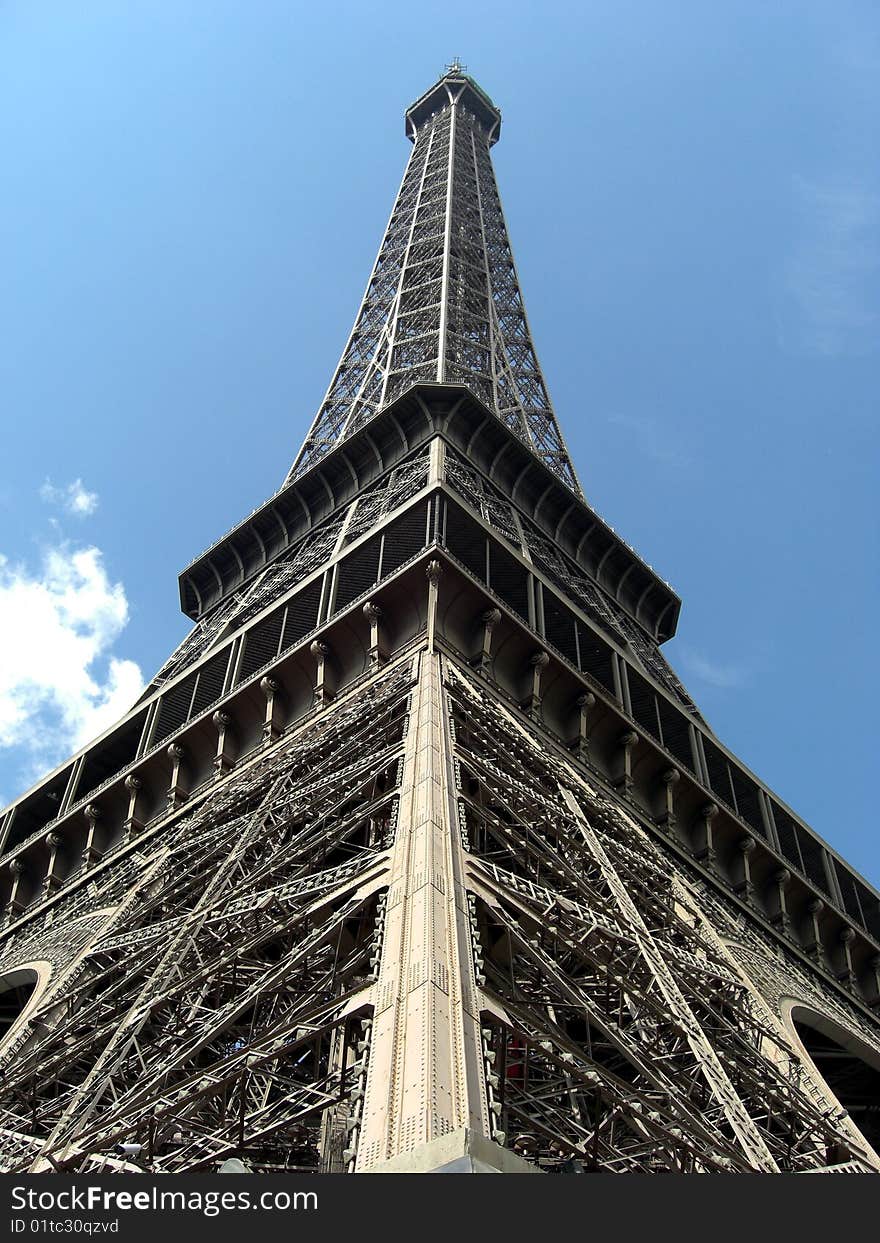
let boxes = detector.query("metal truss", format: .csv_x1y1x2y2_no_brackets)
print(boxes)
444,661,878,1172
0,661,415,1172
147,451,431,691
0,629,877,1173
287,70,580,494
1,65,877,1181
444,446,699,713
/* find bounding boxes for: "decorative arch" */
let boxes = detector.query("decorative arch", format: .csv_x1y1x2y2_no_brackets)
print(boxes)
0,960,52,1055
782,998,880,1162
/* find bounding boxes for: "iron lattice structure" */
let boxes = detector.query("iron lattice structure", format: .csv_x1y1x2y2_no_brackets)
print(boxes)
288,70,580,492
0,68,878,1175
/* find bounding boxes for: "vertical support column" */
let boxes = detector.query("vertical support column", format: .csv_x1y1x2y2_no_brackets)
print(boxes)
166,743,188,810
612,730,639,793
43,832,64,895
522,650,549,720
838,928,857,991
310,640,331,708
122,775,145,841
804,899,826,966
426,560,442,652
658,766,680,830
355,651,489,1171
770,867,793,935
212,710,235,775
733,836,757,905
477,607,501,677
81,806,103,869
694,801,719,873
6,859,27,919
571,691,596,761
428,436,446,485
363,601,385,670
260,676,283,743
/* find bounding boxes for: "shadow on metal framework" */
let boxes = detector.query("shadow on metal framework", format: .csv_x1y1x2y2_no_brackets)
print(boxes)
0,65,878,1175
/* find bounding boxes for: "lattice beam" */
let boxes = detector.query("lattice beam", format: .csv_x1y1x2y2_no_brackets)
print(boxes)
287,70,581,494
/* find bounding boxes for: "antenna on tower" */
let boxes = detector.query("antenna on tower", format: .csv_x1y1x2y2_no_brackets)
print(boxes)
444,57,467,76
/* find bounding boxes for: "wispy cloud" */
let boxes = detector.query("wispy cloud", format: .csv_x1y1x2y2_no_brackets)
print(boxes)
679,647,747,690
606,413,693,469
0,543,144,794
777,176,879,358
40,477,100,517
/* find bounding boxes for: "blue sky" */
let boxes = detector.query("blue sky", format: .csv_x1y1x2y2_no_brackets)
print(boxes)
1,2,877,885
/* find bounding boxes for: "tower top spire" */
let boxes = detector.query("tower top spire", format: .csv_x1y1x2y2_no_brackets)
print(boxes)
405,64,501,144
288,66,577,490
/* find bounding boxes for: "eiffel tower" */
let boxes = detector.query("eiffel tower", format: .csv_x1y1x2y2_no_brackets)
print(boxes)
0,66,878,1176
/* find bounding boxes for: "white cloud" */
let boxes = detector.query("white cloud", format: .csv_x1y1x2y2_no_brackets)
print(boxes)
679,648,746,690
773,16,880,358
40,477,100,517
777,177,879,358
606,413,693,469
0,544,144,791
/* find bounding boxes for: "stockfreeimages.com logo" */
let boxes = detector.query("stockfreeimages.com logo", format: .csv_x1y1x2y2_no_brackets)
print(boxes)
10,1185,318,1221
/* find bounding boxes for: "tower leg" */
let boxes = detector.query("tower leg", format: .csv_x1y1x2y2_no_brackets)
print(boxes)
355,652,489,1171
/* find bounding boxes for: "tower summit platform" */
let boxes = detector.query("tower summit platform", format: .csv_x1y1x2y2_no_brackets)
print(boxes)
406,62,502,143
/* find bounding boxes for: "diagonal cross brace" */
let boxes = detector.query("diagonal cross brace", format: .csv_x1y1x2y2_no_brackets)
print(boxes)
559,784,779,1172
